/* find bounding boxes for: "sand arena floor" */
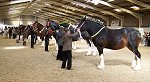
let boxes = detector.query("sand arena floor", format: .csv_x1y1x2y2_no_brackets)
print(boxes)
0,36,150,82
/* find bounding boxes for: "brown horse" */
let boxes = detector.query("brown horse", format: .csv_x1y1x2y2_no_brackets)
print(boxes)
77,17,142,70
32,21,54,39
15,25,26,43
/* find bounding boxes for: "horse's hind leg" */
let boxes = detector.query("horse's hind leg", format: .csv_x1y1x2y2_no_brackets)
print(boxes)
127,45,136,68
133,48,141,70
127,44,141,70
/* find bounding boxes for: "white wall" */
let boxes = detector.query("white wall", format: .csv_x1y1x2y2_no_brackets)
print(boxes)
3,15,47,27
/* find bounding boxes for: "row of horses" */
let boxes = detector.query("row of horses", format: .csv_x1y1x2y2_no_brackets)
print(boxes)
17,17,142,71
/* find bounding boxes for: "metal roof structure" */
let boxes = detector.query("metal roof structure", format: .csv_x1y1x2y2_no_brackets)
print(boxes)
0,0,150,25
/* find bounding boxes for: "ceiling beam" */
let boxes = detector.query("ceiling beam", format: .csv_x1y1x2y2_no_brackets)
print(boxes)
26,6,81,20
0,3,28,10
38,2,84,17
127,0,150,9
20,0,36,16
0,0,31,6
35,14,76,23
0,7,26,13
42,8,81,20
28,9,77,23
96,0,141,19
41,12,77,23
63,0,124,20
36,14,73,23
40,0,109,21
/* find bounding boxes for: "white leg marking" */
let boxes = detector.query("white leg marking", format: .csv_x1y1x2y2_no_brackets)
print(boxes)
133,57,141,71
97,54,105,70
41,41,45,47
131,59,137,68
86,46,92,56
27,35,31,42
92,46,97,56
36,40,39,44
37,36,41,42
55,44,58,50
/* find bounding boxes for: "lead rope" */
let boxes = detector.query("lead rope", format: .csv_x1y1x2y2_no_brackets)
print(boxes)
78,21,85,39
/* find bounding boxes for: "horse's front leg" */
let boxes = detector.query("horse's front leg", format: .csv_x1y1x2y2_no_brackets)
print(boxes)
97,46,105,69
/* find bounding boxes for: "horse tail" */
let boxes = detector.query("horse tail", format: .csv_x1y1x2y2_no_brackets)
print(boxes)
128,29,142,47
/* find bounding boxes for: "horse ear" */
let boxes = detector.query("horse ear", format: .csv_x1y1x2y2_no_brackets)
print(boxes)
83,16,86,20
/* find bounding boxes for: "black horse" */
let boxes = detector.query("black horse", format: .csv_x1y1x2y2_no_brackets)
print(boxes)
77,17,142,70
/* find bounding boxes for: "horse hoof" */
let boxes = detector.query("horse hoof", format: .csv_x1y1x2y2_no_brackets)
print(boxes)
86,52,92,56
73,47,76,50
92,52,97,56
85,54,91,56
133,66,141,71
97,65,105,70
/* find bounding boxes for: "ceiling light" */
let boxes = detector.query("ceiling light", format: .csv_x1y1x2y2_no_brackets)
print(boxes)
108,0,114,2
71,1,94,9
36,11,39,12
114,9,121,12
45,2,51,6
130,6,140,10
85,0,112,7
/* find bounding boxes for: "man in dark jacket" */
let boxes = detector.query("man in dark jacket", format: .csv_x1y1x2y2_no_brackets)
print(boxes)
61,28,79,70
56,26,65,60
45,27,50,51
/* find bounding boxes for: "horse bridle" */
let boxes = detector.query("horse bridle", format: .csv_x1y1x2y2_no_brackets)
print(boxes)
78,21,86,39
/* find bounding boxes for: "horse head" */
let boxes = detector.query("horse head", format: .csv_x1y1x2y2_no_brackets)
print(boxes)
47,20,59,31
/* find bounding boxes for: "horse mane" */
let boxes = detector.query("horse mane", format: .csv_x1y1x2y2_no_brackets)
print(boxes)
85,17,104,25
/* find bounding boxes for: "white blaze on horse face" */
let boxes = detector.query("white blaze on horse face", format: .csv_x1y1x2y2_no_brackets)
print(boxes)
97,54,105,69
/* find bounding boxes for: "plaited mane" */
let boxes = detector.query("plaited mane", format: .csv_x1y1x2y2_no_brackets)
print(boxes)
85,17,104,25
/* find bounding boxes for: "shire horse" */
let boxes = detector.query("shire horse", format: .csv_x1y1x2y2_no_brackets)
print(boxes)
16,24,26,43
32,21,54,46
77,17,142,70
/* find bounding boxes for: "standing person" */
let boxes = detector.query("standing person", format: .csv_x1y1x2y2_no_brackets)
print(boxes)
44,27,49,51
44,20,52,51
61,28,79,70
30,26,35,48
4,26,8,39
8,27,12,39
56,26,65,60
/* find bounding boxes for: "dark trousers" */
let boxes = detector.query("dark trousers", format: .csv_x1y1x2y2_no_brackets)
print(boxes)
31,34,34,48
13,33,16,39
57,46,63,60
9,34,12,39
62,50,72,70
45,36,49,51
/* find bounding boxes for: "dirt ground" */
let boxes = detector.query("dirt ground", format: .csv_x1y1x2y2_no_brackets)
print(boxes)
0,36,150,82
